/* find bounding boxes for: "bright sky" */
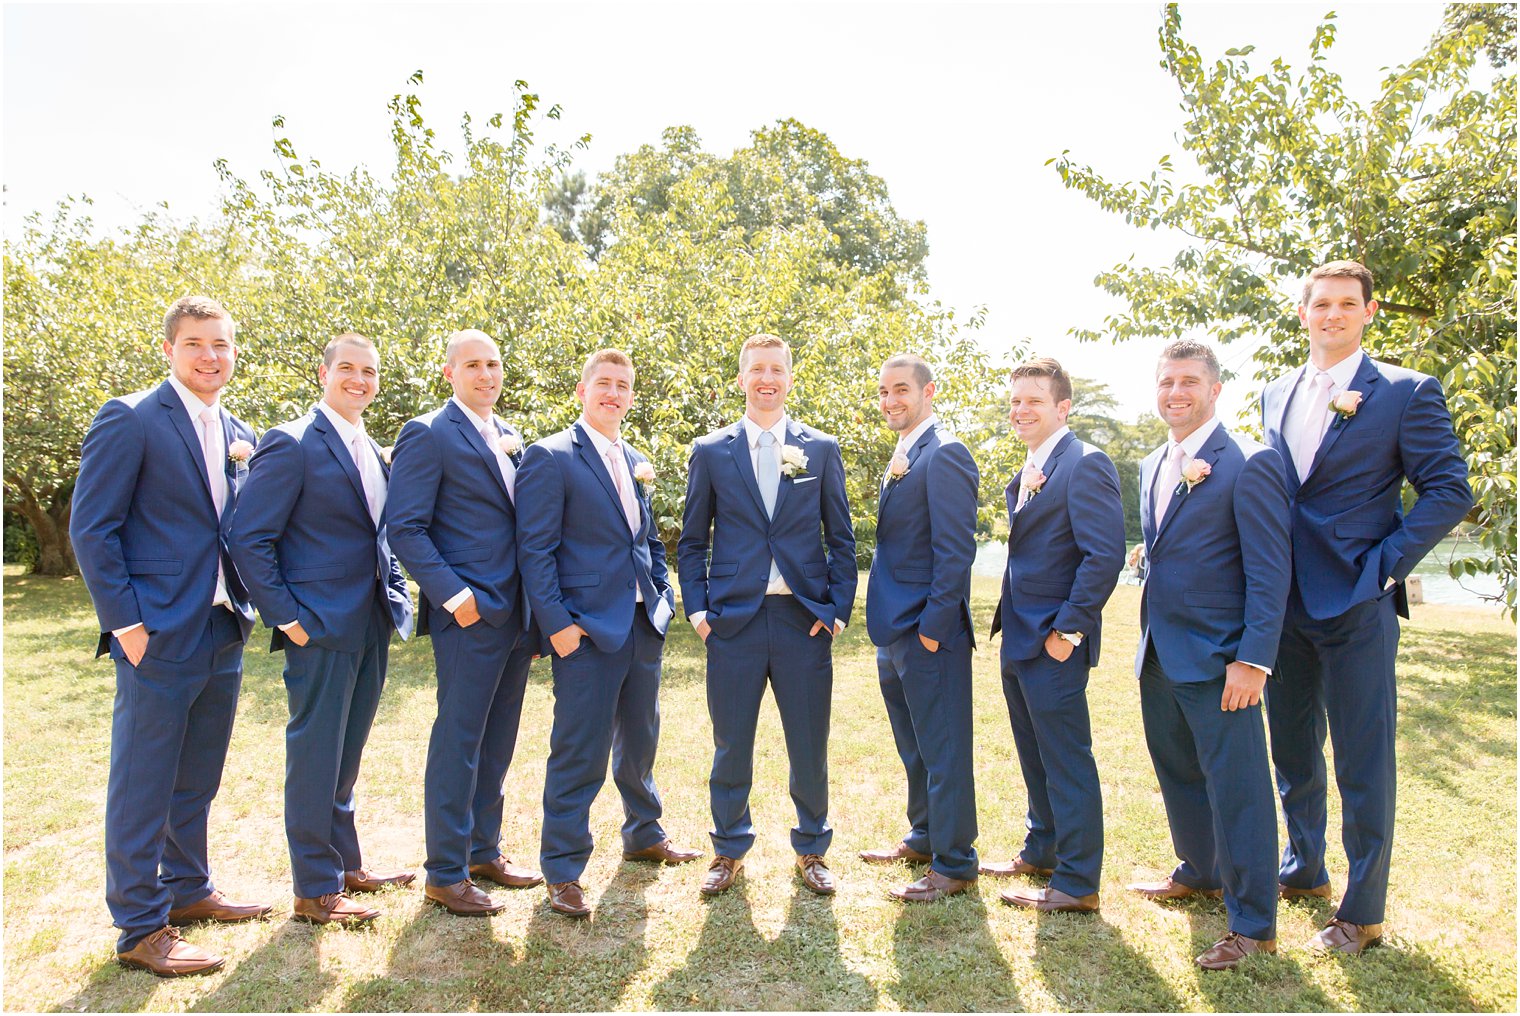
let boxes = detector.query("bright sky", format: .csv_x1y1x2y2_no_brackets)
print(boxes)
3,1,1445,422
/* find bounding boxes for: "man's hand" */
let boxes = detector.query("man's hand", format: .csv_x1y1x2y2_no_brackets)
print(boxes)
919,633,940,653
284,621,311,648
453,593,482,628
550,623,588,658
696,619,712,643
810,619,844,638
118,626,149,667
1044,630,1074,663
1221,661,1268,711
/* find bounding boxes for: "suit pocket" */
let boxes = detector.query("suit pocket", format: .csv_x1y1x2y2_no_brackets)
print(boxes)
1183,590,1246,610
558,572,599,589
791,476,819,485
803,561,828,578
442,546,491,565
708,562,740,578
286,564,345,583
125,558,182,576
1019,578,1070,598
894,566,932,584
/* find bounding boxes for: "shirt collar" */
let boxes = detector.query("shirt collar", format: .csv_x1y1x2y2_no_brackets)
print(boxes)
316,400,365,447
1026,425,1071,471
577,415,621,458
742,414,789,448
1169,416,1221,461
1302,349,1364,393
167,374,219,422
451,395,497,432
894,413,938,454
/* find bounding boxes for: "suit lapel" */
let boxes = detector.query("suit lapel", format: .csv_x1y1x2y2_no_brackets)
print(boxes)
574,422,628,522
1305,354,1382,483
1007,431,1073,544
1155,425,1228,545
313,409,373,527
880,422,936,515
159,382,217,517
1266,368,1302,452
447,401,511,503
771,419,806,519
728,423,768,518
622,442,650,538
1140,449,1160,547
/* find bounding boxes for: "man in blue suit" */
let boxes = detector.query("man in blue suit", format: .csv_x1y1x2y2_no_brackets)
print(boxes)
71,295,270,977
1131,340,1290,971
860,354,981,902
389,329,543,916
516,348,700,918
229,333,415,925
1261,261,1473,954
987,357,1125,913
678,333,858,897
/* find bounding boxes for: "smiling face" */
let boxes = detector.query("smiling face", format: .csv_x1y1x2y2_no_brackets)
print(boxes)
737,345,792,417
442,336,502,414
1299,276,1378,367
576,360,635,437
163,315,237,404
319,340,379,424
1007,375,1069,451
1154,357,1221,441
878,365,934,434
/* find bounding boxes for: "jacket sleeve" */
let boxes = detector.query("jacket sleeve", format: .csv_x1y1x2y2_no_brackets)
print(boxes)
514,442,574,636
69,399,147,637
821,437,859,624
676,442,715,618
1234,446,1293,670
918,441,979,643
387,419,468,608
1380,375,1474,583
227,427,305,630
1053,449,1127,637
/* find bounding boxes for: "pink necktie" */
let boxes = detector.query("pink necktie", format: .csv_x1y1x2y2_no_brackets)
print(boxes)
350,433,382,525
199,407,226,516
1153,444,1187,525
1293,373,1334,482
607,443,639,535
1016,462,1038,511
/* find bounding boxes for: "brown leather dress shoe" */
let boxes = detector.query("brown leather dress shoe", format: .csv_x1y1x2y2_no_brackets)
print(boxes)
796,854,836,896
424,879,505,916
978,856,1054,878
1000,886,1099,912
623,839,703,864
548,881,592,917
345,867,416,893
1196,931,1276,969
889,870,973,902
117,926,225,977
861,842,933,865
166,889,272,926
1280,881,1334,899
469,856,545,889
1127,876,1223,900
1309,917,1383,954
701,856,743,896
293,892,380,924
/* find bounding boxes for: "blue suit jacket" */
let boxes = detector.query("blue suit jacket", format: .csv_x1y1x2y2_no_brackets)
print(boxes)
1136,425,1291,682
990,432,1125,666
228,408,414,653
678,418,857,638
70,381,257,663
387,401,528,637
515,423,675,653
1261,355,1473,621
865,421,978,648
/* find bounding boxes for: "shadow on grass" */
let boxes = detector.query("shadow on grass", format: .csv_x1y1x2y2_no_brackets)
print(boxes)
1181,908,1336,1012
889,889,1017,1011
188,918,339,1012
55,951,163,1014
1032,909,1185,1011
1337,938,1483,1012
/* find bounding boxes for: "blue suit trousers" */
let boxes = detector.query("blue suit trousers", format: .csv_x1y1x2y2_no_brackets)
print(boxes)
539,611,668,884
282,598,390,897
1139,649,1278,940
1001,648,1103,897
423,615,534,886
106,607,243,951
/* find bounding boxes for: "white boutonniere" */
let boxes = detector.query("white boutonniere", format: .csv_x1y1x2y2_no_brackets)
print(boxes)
780,445,809,477
1329,390,1363,428
1174,457,1212,495
227,440,254,464
498,432,522,456
379,445,394,466
633,461,656,496
1023,466,1047,500
887,451,910,482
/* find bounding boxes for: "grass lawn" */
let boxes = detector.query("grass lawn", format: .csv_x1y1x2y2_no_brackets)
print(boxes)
3,567,1515,1012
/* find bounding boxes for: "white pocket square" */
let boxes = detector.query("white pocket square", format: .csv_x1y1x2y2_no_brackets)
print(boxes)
792,476,819,484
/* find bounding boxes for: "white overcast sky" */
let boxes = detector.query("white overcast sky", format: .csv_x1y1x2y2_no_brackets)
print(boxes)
3,1,1446,421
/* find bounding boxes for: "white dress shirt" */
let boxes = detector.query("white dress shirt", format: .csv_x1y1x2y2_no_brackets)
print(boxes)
442,398,519,613
1282,349,1364,472
1015,424,1070,510
884,413,938,488
577,417,642,603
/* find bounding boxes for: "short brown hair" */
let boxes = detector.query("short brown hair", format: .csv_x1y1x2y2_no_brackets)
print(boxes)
882,353,933,388
163,295,234,345
1302,260,1374,305
322,332,375,367
739,333,792,370
1157,340,1220,382
1009,356,1072,404
580,347,635,383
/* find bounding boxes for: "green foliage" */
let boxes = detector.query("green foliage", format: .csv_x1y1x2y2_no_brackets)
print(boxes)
1067,377,1168,541
1050,3,1517,614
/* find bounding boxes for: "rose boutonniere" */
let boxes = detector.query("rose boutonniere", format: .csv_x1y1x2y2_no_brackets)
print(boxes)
1329,390,1363,428
498,432,522,457
1174,457,1212,495
1023,466,1047,500
227,440,254,464
379,445,394,466
887,451,910,483
633,461,656,496
780,445,809,477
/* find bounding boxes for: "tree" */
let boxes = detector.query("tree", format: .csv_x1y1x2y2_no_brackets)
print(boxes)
1051,3,1517,613
1067,377,1168,541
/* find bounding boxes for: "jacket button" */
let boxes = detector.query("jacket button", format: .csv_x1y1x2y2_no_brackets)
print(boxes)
627,580,635,589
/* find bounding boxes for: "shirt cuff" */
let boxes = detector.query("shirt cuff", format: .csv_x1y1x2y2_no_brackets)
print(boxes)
442,588,472,613
110,622,143,638
688,610,708,629
277,620,299,632
1238,660,1273,677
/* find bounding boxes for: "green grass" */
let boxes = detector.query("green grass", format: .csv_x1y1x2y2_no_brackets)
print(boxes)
3,566,1514,1012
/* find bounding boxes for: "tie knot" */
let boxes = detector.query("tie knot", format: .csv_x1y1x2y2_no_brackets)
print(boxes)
1314,372,1333,390
200,407,216,425
1172,444,1188,463
759,431,777,448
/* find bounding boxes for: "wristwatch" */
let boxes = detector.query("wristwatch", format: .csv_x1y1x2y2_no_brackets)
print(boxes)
1056,630,1084,647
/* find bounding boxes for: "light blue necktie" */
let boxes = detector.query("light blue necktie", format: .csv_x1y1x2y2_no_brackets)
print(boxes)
757,431,779,518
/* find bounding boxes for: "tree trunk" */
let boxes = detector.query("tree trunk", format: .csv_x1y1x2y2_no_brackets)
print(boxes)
13,485,77,576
